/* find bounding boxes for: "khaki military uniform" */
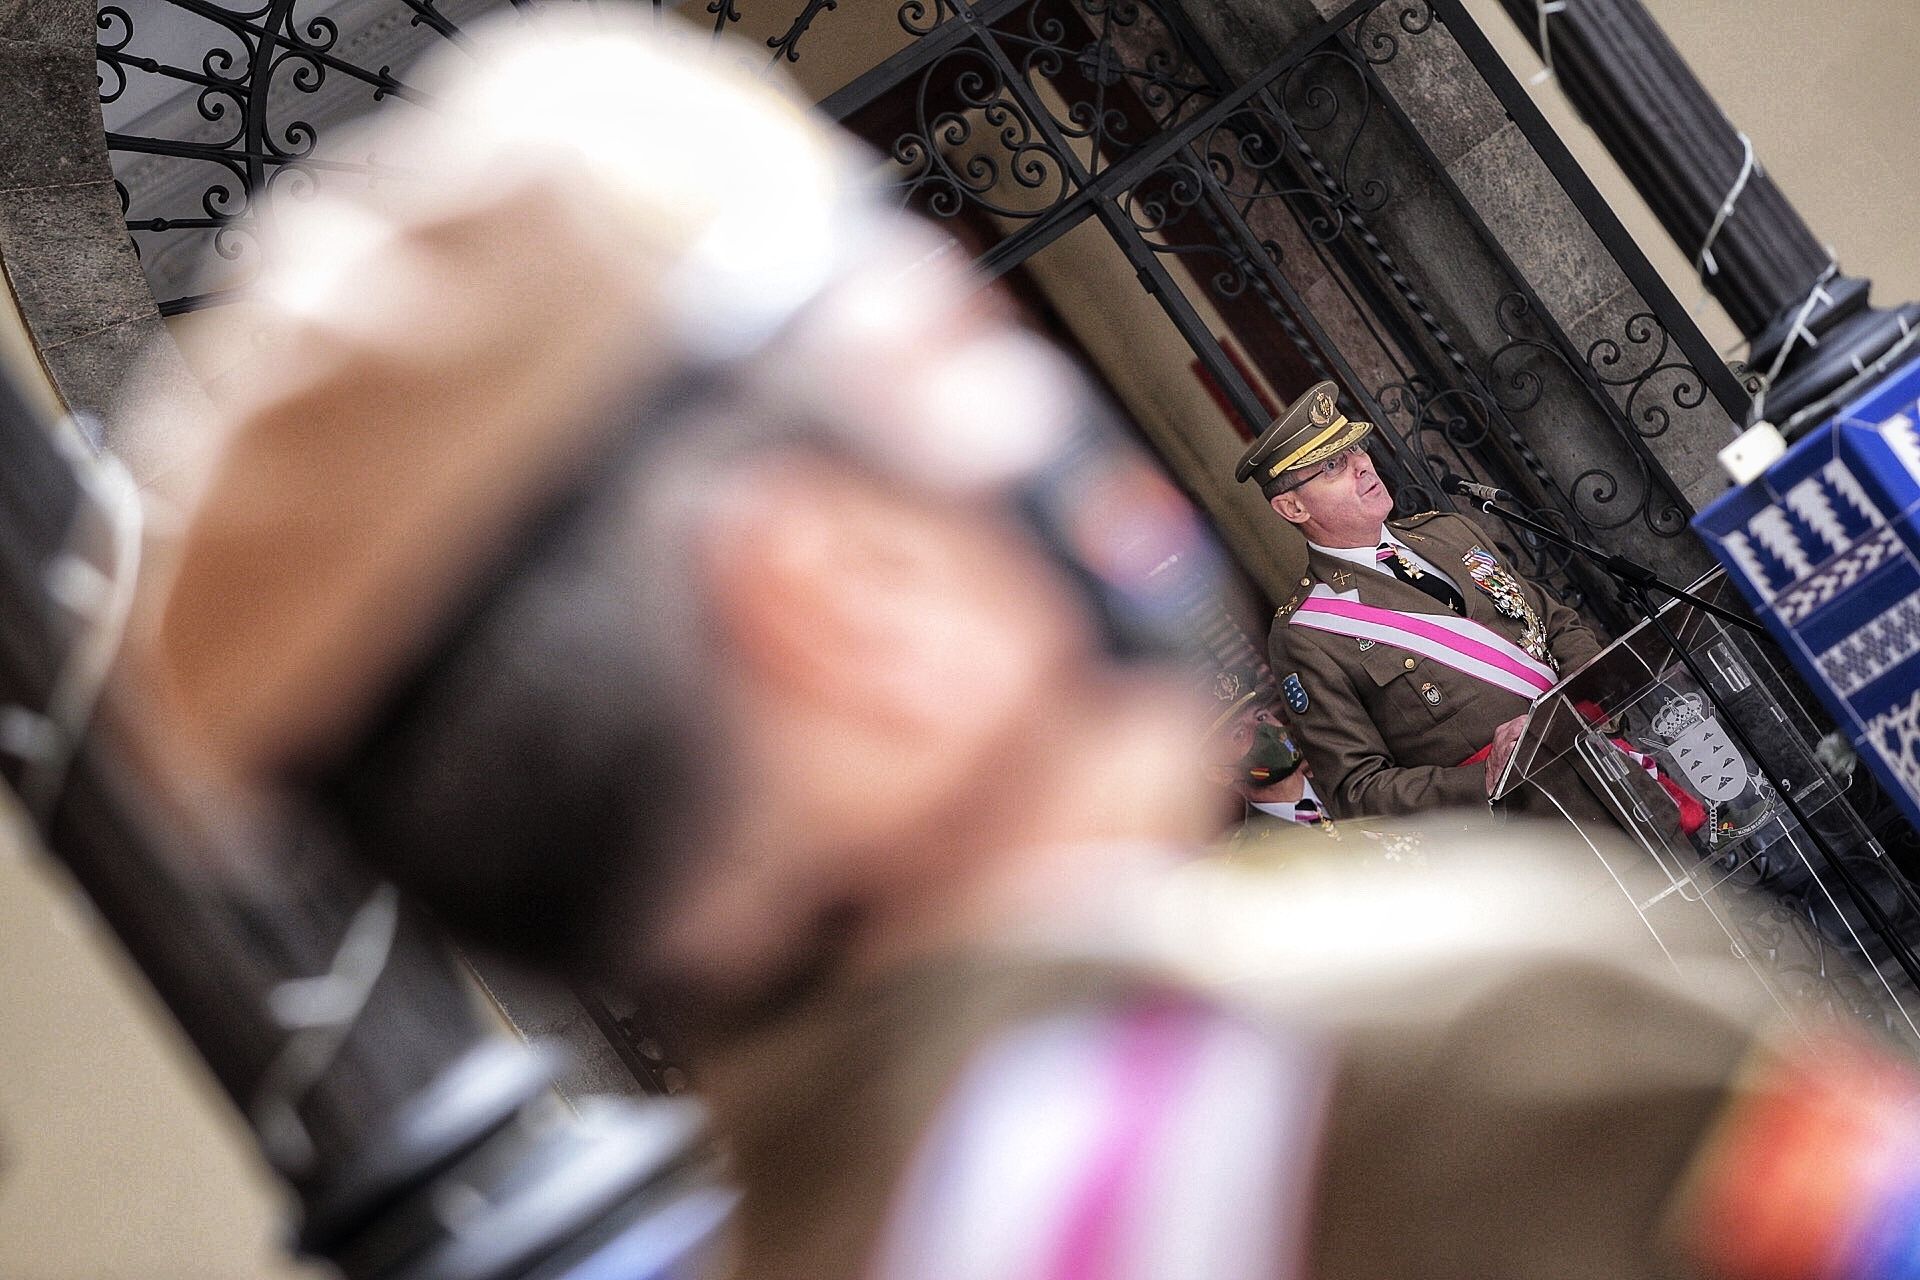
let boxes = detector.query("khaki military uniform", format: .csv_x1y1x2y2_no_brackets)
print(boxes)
1270,511,1603,819
695,846,1780,1280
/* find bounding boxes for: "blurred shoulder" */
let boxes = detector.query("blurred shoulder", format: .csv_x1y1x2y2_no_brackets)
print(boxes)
873,993,1322,1280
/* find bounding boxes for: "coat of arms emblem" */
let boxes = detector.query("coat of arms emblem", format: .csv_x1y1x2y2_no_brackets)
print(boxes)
1650,693,1749,803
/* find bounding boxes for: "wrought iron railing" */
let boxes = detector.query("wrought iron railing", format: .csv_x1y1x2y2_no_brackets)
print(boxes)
98,0,1748,632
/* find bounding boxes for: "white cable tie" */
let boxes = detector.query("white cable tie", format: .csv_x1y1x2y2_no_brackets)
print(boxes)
1780,314,1920,437
1533,0,1568,85
0,707,63,765
250,885,402,1173
1748,259,1841,426
1692,131,1759,316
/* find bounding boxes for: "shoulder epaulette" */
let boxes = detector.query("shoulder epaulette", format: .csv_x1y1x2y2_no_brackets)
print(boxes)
1275,574,1313,623
1392,509,1447,529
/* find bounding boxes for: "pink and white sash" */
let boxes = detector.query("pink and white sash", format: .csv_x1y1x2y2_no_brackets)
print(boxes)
1290,587,1556,702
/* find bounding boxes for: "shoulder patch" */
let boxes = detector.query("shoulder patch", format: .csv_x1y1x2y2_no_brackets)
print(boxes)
1282,673,1309,714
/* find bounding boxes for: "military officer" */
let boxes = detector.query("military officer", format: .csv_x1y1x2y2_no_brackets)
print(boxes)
1201,662,1327,828
1238,381,1604,819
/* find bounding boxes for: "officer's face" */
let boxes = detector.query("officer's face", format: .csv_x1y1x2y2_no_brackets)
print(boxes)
1274,445,1393,542
1207,704,1305,802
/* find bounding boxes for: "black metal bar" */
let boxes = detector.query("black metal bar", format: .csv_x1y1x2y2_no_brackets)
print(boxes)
1091,195,1273,437
159,0,425,105
105,132,392,174
96,48,244,95
1245,69,1594,533
157,287,256,316
1426,0,1752,424
394,0,473,49
1169,135,1432,494
948,0,1392,281
975,201,1099,280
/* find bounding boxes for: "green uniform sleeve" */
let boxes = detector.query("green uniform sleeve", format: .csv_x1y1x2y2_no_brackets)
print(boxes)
1274,621,1488,820
1538,578,1604,672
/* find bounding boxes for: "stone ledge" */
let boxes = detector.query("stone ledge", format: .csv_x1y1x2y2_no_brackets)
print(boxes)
0,180,151,349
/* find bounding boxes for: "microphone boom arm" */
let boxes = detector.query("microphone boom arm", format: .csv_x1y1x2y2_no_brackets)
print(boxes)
1464,494,1763,635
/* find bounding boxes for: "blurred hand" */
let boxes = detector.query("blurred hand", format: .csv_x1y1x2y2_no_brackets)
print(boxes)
1485,714,1527,796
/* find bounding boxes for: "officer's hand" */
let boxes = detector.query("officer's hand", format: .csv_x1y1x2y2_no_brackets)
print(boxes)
1485,714,1528,795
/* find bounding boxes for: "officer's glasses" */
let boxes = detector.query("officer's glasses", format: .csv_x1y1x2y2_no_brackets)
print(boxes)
1286,443,1368,491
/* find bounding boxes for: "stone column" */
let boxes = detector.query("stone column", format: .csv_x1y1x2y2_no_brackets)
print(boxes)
0,0,206,475
1176,0,1731,599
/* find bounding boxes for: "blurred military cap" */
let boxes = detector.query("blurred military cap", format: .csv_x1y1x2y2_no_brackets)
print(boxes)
129,15,862,786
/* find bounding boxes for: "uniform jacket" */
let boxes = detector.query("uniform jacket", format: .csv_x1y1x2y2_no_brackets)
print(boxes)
1269,511,1603,819
695,848,1789,1280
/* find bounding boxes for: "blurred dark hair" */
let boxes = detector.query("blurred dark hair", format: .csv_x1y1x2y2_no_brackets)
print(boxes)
310,385,759,980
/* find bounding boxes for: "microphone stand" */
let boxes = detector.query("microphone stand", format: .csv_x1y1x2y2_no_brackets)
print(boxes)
1468,494,1920,994
1460,493,1763,635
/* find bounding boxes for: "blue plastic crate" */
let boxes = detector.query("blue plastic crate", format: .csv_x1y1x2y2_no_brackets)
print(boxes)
1694,352,1920,833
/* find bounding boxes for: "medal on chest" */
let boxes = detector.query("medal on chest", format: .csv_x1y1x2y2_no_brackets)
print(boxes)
1463,546,1556,670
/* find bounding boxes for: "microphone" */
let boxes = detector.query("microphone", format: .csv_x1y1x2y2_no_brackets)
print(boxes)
1441,473,1512,505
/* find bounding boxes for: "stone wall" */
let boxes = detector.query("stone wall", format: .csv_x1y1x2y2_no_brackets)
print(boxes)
1177,0,1740,596
0,0,205,482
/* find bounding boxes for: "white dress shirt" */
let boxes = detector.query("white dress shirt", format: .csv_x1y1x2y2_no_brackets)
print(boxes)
1251,776,1323,825
1309,525,1462,597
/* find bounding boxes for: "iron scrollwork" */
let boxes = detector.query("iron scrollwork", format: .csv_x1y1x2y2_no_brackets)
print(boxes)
1177,102,1359,244
1269,48,1390,221
887,43,1075,221
1353,1,1434,67
100,0,885,314
1488,293,1694,537
1369,375,1589,606
898,0,962,38
991,0,1214,170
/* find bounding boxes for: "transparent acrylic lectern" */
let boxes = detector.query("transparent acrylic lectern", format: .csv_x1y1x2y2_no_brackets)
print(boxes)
1493,572,1920,1048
